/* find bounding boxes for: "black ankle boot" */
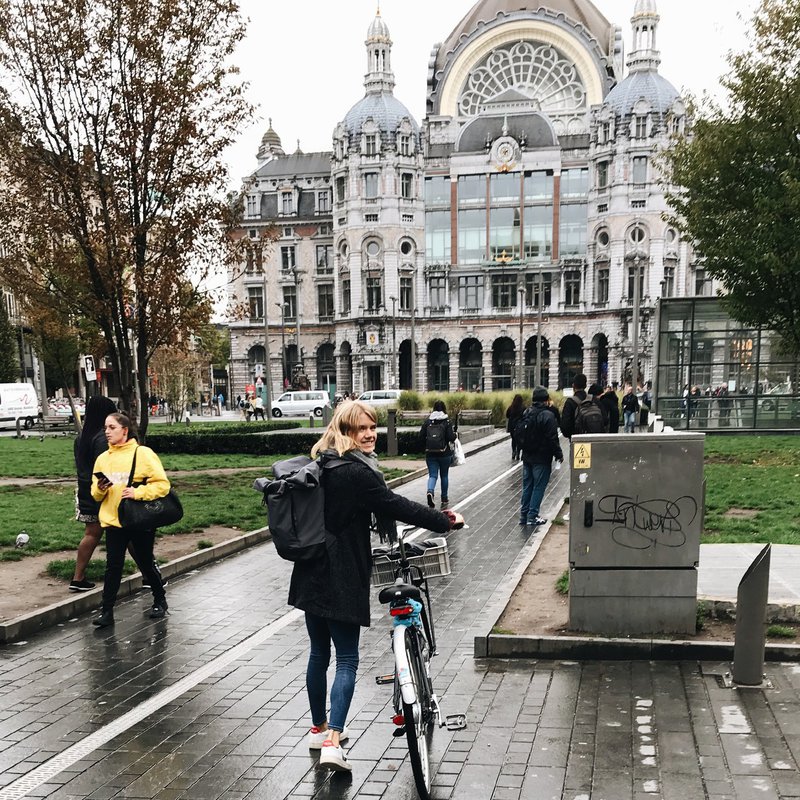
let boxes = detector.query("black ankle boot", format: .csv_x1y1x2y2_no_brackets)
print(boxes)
149,599,168,619
92,608,115,628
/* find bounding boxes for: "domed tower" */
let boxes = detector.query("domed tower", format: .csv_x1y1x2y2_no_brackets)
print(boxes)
256,119,284,168
331,8,425,392
589,0,690,385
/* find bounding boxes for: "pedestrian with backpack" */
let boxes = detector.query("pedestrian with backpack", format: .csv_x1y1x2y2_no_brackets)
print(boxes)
288,401,463,772
419,400,458,509
515,386,563,526
560,373,607,438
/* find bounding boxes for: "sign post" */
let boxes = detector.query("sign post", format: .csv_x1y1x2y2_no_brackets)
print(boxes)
83,355,97,383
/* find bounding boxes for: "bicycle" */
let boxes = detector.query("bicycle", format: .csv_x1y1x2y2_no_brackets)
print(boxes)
373,519,467,799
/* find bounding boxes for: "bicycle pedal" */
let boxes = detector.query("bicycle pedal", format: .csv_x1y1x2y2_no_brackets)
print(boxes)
444,713,467,731
392,726,406,737
375,674,394,685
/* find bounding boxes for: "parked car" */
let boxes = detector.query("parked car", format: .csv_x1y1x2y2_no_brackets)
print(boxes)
0,383,39,429
357,389,402,406
270,390,330,418
759,381,797,414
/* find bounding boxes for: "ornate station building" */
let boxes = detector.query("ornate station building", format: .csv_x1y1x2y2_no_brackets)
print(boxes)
228,0,708,400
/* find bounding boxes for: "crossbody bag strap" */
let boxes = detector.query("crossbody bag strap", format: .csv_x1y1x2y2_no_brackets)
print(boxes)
126,446,139,488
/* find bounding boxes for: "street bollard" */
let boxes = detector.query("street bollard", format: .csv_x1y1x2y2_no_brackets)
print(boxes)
387,409,398,457
308,411,315,429
732,543,771,686
323,406,332,426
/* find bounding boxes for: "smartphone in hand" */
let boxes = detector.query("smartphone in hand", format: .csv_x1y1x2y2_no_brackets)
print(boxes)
94,471,111,487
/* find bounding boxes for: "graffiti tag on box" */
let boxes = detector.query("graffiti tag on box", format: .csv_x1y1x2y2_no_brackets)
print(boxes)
596,495,698,550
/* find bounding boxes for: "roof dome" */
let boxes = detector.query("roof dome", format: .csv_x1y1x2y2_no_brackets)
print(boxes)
367,11,390,41
260,119,282,151
633,0,658,15
604,70,678,115
343,92,419,136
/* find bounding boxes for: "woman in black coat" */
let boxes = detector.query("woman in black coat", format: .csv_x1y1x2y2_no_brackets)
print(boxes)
506,394,525,461
291,400,462,772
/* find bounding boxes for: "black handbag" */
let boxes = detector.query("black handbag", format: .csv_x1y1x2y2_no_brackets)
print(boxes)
117,446,184,530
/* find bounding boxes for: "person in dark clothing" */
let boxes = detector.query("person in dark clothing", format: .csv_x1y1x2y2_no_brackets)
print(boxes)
622,385,640,433
70,396,118,591
292,400,463,772
560,373,588,440
592,384,620,434
506,394,525,461
419,400,458,509
519,386,564,526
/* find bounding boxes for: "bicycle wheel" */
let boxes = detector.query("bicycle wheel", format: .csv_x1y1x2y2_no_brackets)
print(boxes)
402,626,435,799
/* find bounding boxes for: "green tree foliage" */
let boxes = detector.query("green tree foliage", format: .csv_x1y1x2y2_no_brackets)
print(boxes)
663,0,800,355
0,301,19,381
0,0,252,436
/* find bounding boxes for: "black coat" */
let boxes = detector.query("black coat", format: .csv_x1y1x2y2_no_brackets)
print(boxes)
74,430,110,516
598,392,620,433
288,456,451,627
520,404,564,466
560,391,586,440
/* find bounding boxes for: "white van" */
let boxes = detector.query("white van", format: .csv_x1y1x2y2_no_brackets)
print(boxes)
0,383,39,429
271,390,330,418
358,389,402,406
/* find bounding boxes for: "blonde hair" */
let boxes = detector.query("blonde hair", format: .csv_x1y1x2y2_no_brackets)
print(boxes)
311,400,377,458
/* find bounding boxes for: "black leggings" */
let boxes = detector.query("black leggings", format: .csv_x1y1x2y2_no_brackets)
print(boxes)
102,526,165,610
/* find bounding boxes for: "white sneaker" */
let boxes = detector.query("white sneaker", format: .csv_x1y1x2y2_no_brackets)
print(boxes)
307,726,349,750
319,740,352,771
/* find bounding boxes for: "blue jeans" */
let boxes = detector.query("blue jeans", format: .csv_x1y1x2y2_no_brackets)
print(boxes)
426,453,452,499
305,612,360,732
624,410,637,433
520,461,552,521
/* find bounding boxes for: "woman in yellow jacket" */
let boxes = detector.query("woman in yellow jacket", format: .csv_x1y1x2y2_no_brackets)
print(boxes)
90,412,170,628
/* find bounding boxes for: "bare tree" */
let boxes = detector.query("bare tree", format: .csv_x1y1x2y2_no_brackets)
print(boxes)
0,0,251,437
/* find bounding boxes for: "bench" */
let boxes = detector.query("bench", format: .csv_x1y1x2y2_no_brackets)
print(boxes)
39,414,77,433
397,411,429,426
457,408,494,426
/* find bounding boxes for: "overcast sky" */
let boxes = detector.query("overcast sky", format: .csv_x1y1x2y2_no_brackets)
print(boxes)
223,0,761,190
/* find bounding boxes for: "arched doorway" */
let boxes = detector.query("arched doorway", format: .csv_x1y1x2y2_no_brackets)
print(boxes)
427,339,450,392
492,336,515,391
591,333,609,388
316,343,336,399
459,338,482,391
398,340,412,389
525,336,549,388
559,335,584,389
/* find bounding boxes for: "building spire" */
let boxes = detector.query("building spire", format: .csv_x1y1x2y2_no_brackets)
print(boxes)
627,0,661,73
364,8,395,94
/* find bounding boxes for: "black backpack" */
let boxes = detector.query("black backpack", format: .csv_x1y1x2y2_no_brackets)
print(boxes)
574,396,607,434
513,406,544,451
425,420,448,453
253,455,346,561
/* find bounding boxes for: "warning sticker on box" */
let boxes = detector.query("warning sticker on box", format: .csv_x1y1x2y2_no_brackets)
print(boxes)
573,443,592,469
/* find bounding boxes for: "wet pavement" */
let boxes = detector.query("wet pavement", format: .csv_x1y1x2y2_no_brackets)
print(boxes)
1,435,800,799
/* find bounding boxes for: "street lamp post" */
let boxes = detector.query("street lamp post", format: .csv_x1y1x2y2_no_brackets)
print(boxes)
291,267,303,372
518,286,525,389
261,269,272,420
276,302,287,388
389,295,397,388
536,273,544,387
631,256,641,388
409,273,417,392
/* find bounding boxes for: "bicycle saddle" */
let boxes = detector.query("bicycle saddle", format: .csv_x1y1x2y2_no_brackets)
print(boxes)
378,583,422,604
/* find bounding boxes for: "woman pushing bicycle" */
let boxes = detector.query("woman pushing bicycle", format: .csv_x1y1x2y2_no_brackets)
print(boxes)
290,400,463,772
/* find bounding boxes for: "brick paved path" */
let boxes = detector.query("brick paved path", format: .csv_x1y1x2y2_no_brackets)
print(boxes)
1,439,799,799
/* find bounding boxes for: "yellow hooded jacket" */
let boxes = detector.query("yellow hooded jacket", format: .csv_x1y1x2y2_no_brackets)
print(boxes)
90,439,170,529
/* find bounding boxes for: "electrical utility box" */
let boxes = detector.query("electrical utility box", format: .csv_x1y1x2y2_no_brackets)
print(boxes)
568,433,705,636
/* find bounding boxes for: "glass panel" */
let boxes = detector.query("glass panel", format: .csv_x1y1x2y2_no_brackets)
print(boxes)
458,208,486,264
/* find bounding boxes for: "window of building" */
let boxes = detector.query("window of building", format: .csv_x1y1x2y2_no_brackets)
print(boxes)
597,230,610,248
248,229,257,239
523,204,553,259
364,172,379,199
458,276,484,310
247,286,263,320
425,210,450,263
600,121,611,143
564,270,581,305
400,240,414,257
598,203,609,214
429,276,447,309
458,208,487,264
458,174,485,205
399,134,411,156
524,273,552,307
597,267,609,303
246,195,258,217
401,213,414,223
318,223,332,235
560,168,589,198
425,176,450,205
282,226,293,238
364,134,378,156
662,265,675,297
666,228,678,246
365,213,379,223
335,176,346,203
524,171,553,201
283,286,297,320
366,276,382,310
317,190,331,213
318,284,334,319
635,115,648,139
281,245,296,270
341,279,351,314
490,172,519,203
627,264,646,299
401,172,413,199
629,226,647,245
559,203,588,256
400,277,412,311
631,199,646,209
632,156,648,185
316,245,333,273
695,269,711,296
489,206,520,261
491,275,516,309
597,161,609,190
366,240,381,258
281,191,293,215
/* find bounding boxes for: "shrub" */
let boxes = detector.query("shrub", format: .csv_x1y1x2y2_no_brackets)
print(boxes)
399,390,423,411
555,570,569,595
197,540,214,550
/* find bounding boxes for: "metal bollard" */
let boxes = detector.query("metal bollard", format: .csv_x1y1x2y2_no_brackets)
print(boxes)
387,408,398,456
732,543,771,686
308,411,315,429
322,406,332,426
